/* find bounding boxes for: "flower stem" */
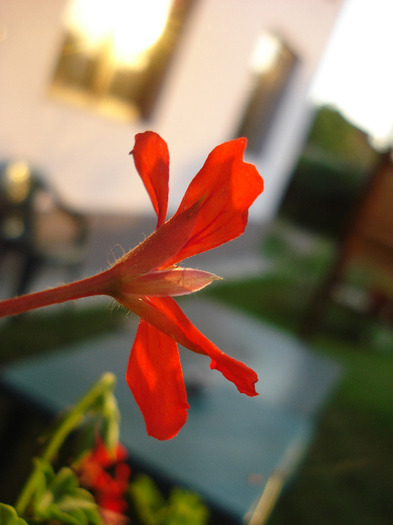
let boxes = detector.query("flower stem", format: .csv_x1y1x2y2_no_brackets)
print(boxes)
15,373,117,516
0,268,117,319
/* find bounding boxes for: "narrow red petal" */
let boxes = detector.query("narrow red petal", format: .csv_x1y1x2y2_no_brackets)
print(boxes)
118,295,258,397
166,138,263,265
131,132,169,228
126,320,189,440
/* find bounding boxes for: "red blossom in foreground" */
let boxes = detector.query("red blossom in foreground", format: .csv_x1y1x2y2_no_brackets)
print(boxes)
76,438,131,523
0,132,264,440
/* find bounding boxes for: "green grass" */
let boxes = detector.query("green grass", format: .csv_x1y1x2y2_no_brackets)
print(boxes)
269,405,393,525
202,223,393,525
0,304,124,365
316,338,393,426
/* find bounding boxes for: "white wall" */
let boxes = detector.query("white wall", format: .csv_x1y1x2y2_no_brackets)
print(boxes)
0,0,344,221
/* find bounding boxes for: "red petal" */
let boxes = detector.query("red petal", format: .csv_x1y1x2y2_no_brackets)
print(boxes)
126,320,189,440
166,138,263,265
131,132,169,228
90,438,128,466
119,295,258,397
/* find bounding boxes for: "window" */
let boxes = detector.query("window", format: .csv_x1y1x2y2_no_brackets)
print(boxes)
50,0,195,120
236,33,299,154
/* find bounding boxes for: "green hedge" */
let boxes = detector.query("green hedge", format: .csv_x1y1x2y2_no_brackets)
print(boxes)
279,155,367,238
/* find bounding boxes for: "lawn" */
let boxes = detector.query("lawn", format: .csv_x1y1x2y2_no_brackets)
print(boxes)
0,304,125,365
203,222,393,525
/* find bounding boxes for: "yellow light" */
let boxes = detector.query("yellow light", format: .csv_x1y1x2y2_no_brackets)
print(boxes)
4,161,32,203
65,0,111,50
250,33,283,74
65,0,173,64
112,0,173,65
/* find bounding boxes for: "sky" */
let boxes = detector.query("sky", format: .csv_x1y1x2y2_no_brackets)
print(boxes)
310,0,393,148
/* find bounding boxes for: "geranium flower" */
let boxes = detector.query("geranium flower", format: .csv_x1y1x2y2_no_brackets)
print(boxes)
75,438,131,523
0,131,264,440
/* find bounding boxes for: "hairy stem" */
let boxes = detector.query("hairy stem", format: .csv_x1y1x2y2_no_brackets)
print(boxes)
0,268,117,319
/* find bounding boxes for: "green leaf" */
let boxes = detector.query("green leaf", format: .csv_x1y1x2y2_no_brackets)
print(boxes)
32,458,54,505
129,474,165,525
50,467,79,499
32,462,103,525
129,475,210,525
0,503,29,525
165,488,209,525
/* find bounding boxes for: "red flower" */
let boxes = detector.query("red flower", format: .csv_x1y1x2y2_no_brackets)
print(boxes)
112,132,264,440
0,132,264,440
76,438,131,520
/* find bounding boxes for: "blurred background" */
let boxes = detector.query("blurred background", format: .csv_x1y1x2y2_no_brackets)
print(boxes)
0,0,392,524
